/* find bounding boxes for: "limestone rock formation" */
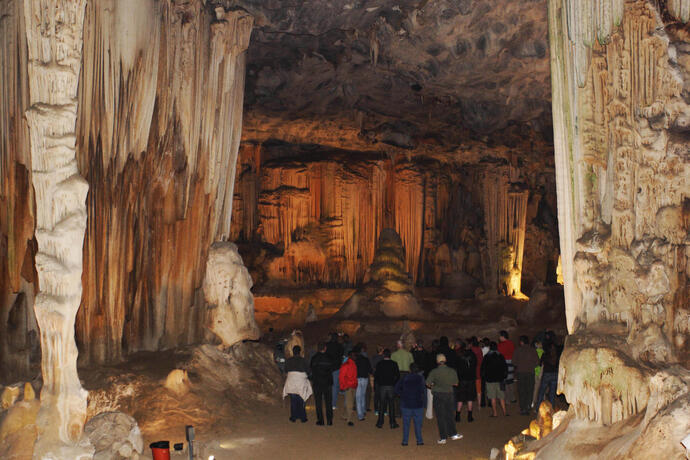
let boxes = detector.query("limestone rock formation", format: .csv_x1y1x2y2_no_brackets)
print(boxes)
83,412,143,460
20,0,92,456
0,392,40,460
230,142,559,297
511,0,690,458
74,2,254,365
203,242,261,348
339,229,424,319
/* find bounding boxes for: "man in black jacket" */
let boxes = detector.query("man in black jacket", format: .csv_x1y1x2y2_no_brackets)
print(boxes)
374,349,400,428
481,341,508,417
311,342,334,425
455,342,477,422
325,333,344,411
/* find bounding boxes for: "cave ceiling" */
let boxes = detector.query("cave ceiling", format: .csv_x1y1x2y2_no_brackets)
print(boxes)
236,0,552,152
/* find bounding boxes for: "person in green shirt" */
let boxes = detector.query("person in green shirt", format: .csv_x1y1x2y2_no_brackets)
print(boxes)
391,340,414,374
426,354,462,444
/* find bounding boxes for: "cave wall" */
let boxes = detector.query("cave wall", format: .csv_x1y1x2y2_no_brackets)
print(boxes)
229,141,559,295
0,0,253,374
74,1,253,365
0,0,40,383
538,0,690,456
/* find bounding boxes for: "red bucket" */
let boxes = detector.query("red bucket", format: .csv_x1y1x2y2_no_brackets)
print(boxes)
150,441,170,460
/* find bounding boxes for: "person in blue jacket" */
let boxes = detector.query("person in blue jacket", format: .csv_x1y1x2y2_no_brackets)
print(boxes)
395,362,427,446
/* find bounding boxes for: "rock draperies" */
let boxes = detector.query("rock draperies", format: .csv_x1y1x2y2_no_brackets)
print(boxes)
231,145,552,291
548,0,689,450
75,1,253,364
22,0,92,457
481,168,529,297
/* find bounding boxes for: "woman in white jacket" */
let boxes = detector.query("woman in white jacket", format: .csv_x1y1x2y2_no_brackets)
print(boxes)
282,345,313,422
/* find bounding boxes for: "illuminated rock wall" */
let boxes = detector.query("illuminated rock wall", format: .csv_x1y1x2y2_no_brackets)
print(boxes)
230,143,558,294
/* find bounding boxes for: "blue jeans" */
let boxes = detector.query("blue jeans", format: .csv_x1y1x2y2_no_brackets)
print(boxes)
356,378,368,419
289,394,306,421
331,370,340,408
536,372,558,409
401,407,424,445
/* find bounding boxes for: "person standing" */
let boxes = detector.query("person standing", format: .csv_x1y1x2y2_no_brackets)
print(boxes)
535,340,560,410
310,342,334,425
469,337,483,410
427,354,462,444
436,336,457,369
374,349,400,428
391,340,414,375
326,333,344,411
395,363,426,446
497,331,516,403
481,342,508,417
455,342,477,422
370,345,385,415
512,335,539,415
354,344,373,421
283,345,312,423
339,350,358,426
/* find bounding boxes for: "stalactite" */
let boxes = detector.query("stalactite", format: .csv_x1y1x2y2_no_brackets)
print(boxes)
0,0,39,383
75,1,253,364
22,0,92,456
481,168,529,296
393,165,425,282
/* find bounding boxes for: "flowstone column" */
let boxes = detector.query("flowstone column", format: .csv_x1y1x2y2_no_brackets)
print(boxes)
23,0,92,458
531,0,690,457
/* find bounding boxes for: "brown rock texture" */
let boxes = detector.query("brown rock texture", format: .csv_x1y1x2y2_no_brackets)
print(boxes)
74,1,253,365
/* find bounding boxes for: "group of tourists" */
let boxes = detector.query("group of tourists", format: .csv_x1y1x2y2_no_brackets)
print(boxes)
281,330,561,446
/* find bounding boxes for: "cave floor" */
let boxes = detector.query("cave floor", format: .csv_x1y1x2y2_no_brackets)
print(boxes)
145,399,536,460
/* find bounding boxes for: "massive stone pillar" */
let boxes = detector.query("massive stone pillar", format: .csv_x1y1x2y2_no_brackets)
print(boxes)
536,0,690,457
22,0,92,457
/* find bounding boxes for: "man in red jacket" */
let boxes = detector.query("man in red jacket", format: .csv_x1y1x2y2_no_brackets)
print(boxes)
339,350,358,426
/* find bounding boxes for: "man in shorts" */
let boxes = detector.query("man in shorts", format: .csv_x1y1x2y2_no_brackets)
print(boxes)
481,342,508,417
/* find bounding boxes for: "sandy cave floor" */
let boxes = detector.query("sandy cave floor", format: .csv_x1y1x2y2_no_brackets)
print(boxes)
141,399,538,460
77,293,567,460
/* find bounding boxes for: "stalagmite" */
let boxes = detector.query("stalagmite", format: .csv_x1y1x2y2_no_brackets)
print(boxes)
338,228,424,319
203,242,260,348
22,0,92,457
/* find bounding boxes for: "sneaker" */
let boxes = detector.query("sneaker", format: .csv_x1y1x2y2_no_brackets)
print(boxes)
437,439,447,445
401,443,408,446
374,411,379,416
347,422,354,426
417,442,424,446
316,421,324,426
390,423,399,429
450,434,463,441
